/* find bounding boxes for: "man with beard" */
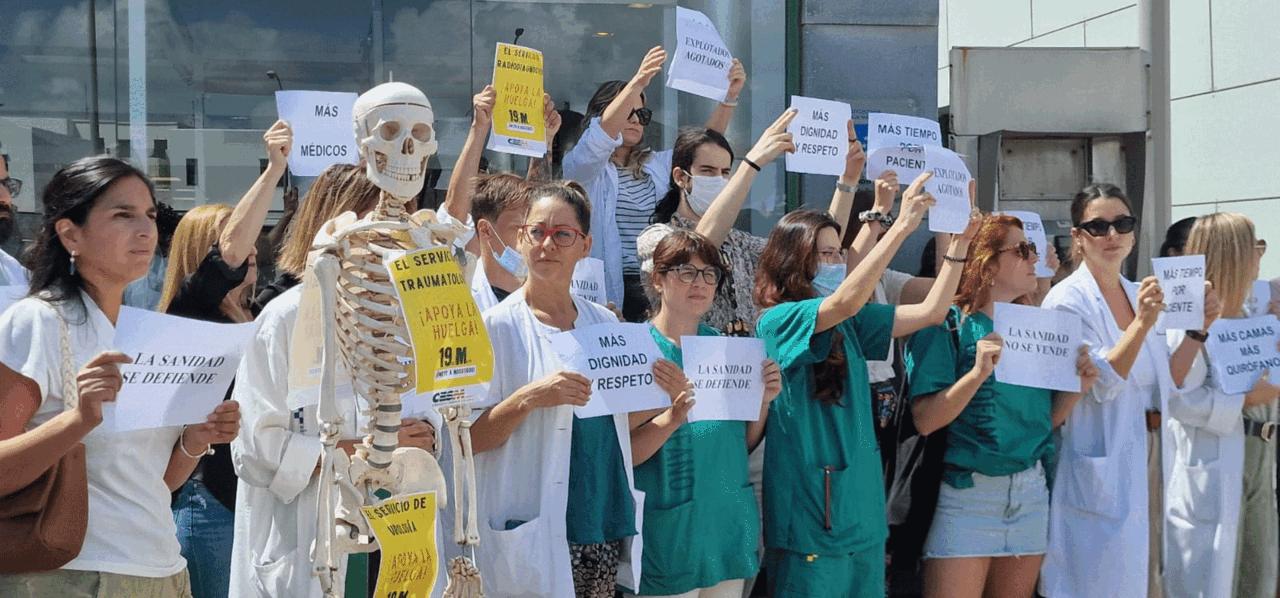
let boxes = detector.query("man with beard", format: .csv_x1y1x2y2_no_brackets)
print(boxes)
0,155,27,288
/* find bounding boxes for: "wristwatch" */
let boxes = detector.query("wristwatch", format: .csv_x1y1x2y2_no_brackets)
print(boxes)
858,210,895,228
1185,329,1209,343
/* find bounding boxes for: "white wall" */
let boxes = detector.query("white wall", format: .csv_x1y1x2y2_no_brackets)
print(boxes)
941,0,1280,279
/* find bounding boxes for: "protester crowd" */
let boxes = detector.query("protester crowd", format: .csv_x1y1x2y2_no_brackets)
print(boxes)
2,45,1280,598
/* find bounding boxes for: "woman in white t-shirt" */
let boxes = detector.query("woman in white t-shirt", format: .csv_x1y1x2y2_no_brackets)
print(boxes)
0,157,240,597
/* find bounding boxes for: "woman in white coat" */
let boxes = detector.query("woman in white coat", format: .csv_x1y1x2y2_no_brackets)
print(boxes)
470,181,645,598
1038,183,1199,598
1170,213,1280,598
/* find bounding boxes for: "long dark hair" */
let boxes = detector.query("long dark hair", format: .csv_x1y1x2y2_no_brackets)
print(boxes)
27,157,154,309
583,80,652,177
754,210,848,404
651,127,734,225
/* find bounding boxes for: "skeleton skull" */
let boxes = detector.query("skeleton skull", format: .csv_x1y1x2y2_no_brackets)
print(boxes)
353,82,439,200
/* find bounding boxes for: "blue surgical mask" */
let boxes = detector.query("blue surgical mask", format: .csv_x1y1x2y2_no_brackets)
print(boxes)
489,232,527,278
811,262,846,297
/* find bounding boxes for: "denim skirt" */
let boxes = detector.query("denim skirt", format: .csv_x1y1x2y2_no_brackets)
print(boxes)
923,462,1049,559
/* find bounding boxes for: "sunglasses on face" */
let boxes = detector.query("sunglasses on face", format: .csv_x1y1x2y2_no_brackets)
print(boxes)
1075,215,1137,237
996,241,1039,261
663,263,723,285
628,107,653,126
518,224,584,247
0,177,21,198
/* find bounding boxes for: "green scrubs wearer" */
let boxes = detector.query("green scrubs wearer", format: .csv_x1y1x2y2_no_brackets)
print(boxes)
565,413,637,545
757,298,894,598
903,307,1055,489
628,324,760,596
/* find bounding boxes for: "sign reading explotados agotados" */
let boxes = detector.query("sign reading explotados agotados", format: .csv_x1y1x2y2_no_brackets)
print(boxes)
387,247,493,408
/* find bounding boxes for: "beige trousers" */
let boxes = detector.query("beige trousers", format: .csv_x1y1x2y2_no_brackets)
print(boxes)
0,569,191,598
1235,434,1279,598
1149,427,1163,598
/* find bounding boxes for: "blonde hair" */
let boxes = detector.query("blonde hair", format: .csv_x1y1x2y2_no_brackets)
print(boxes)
158,204,233,312
277,163,381,276
1185,212,1256,318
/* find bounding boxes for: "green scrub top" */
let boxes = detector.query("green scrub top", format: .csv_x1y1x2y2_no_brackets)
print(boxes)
757,298,894,557
566,413,637,545
904,306,1055,489
631,324,760,595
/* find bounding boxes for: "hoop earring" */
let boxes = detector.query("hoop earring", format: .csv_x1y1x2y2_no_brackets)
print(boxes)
69,251,78,276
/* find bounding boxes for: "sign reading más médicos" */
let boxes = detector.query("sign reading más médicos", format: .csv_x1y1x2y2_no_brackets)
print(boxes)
274,90,360,177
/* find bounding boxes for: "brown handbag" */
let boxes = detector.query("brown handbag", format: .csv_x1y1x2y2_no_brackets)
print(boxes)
0,306,90,573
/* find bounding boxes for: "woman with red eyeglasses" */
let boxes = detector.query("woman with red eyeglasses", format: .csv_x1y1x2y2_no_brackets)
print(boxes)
564,47,745,323
905,215,1098,598
469,181,657,598
1038,184,1216,598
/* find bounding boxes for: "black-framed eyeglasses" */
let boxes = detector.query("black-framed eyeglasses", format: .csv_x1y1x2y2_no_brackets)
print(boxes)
1075,215,1137,237
663,263,723,285
0,177,21,198
628,107,653,126
996,241,1039,261
518,224,584,247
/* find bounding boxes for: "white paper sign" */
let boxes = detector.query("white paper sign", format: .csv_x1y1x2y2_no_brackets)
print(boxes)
866,145,928,185
1249,280,1272,316
274,91,360,177
1003,211,1054,277
1152,255,1206,332
992,302,1083,393
571,257,608,306
104,307,257,433
666,7,734,102
681,336,766,422
785,96,851,176
0,285,26,316
1205,314,1280,394
923,146,971,234
866,112,943,154
548,323,670,418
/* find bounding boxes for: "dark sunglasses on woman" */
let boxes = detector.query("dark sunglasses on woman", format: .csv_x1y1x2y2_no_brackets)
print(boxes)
997,241,1039,261
1075,215,1137,237
628,107,653,126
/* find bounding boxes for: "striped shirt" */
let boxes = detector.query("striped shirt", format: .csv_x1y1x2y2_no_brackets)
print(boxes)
615,166,660,273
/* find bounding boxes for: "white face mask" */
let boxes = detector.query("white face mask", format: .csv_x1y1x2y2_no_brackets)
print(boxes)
488,227,527,278
684,172,729,217
811,262,846,297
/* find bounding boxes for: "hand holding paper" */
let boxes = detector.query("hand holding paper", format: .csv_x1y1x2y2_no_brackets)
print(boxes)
73,351,133,428
873,170,899,212
653,358,693,402
843,122,866,180
264,120,293,171
181,400,241,452
897,171,936,231
744,109,798,168
472,85,496,129
518,371,593,410
1151,255,1205,331
972,333,1003,378
726,59,747,100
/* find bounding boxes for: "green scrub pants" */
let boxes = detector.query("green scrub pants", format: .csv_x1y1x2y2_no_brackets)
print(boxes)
764,545,884,598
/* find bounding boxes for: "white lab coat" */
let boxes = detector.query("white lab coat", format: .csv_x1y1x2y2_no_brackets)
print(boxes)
471,288,644,598
0,247,29,289
1162,329,1244,598
470,257,501,313
229,287,368,598
1038,264,1176,598
562,117,673,308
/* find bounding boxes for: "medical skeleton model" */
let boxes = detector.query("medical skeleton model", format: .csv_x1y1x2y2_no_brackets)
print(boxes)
310,82,483,598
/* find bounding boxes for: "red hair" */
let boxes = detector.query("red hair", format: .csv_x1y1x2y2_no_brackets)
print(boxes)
954,214,1033,313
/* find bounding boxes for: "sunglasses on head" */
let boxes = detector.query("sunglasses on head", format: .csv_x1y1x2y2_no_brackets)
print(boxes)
1075,215,1137,237
996,241,1039,261
628,107,653,126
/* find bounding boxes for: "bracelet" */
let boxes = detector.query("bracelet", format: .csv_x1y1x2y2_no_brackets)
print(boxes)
1185,329,1209,343
835,180,854,193
743,158,762,172
942,255,968,263
179,425,215,458
719,99,739,107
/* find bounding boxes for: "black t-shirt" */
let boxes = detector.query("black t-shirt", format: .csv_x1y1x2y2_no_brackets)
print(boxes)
492,285,511,303
166,245,250,512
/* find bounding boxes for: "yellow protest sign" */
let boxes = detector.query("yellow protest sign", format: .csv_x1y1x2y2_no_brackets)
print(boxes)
387,247,493,407
362,492,439,598
488,42,546,158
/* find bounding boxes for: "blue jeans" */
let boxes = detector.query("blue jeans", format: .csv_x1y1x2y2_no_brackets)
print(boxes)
172,479,233,598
